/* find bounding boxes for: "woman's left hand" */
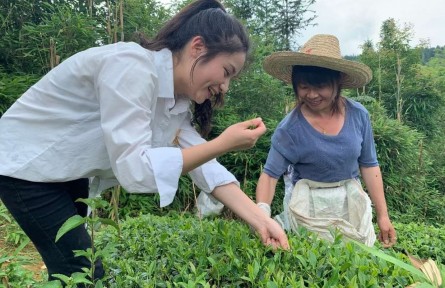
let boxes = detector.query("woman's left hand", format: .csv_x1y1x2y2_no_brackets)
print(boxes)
377,216,397,248
217,117,266,151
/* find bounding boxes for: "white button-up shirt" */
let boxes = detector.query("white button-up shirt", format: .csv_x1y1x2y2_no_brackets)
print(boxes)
0,42,238,207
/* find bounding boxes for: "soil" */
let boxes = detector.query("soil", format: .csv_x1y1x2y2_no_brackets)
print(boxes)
0,227,46,284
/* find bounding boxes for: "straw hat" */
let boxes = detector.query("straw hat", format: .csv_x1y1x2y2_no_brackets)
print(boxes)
263,34,372,88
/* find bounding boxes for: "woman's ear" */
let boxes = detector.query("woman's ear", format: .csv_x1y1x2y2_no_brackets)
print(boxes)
189,36,207,58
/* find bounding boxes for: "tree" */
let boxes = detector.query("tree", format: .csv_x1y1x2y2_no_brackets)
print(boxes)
122,0,171,43
272,0,316,50
224,0,316,50
360,19,423,123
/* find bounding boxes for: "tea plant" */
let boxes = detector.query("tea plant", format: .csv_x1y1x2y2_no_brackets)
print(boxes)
393,222,445,264
1,202,30,247
0,242,36,288
3,194,445,287
49,198,119,288
95,212,418,287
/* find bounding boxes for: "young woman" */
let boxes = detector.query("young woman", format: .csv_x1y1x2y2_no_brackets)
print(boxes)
0,0,289,281
256,34,396,247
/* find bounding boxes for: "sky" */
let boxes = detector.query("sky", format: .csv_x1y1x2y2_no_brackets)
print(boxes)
158,0,445,56
296,0,445,55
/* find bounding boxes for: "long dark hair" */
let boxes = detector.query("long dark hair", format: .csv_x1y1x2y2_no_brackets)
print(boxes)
291,65,345,115
138,0,250,137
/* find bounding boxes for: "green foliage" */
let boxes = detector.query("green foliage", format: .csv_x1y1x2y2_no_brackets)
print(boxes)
208,107,286,215
106,175,198,219
365,101,445,224
0,253,36,288
51,198,119,288
359,18,445,140
7,4,105,75
3,199,445,287
270,0,316,50
393,222,445,264
0,0,53,71
123,0,171,42
0,70,40,116
0,207,36,288
402,66,445,138
96,213,418,287
224,0,316,50
426,135,445,192
224,35,294,121
0,199,30,247
353,241,433,284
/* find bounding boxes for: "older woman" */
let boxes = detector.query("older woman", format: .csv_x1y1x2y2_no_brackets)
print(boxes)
256,34,396,247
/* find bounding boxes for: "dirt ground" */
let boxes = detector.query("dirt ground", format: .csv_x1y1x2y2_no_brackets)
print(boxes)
0,229,46,283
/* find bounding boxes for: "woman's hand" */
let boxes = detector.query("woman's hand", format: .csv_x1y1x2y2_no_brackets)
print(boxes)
180,117,265,174
217,117,266,151
212,183,290,250
254,217,290,250
377,216,397,248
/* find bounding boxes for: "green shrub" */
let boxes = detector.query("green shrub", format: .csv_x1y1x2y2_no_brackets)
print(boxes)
96,213,417,287
0,71,40,116
393,222,445,264
365,101,445,224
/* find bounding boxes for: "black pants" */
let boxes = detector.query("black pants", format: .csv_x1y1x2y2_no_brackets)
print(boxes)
0,175,104,282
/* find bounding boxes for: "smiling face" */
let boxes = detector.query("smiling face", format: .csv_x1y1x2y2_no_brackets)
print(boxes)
297,82,338,113
173,36,246,104
189,52,246,104
291,65,343,115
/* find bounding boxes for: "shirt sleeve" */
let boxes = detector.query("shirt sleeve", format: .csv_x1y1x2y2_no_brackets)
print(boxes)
95,46,183,207
177,113,239,193
263,146,291,179
263,128,293,179
358,111,379,167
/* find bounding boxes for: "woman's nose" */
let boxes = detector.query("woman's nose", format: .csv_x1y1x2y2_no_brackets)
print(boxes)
307,88,318,98
220,79,230,94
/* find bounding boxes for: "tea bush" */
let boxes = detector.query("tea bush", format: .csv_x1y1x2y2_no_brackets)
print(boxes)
95,212,419,287
393,222,445,264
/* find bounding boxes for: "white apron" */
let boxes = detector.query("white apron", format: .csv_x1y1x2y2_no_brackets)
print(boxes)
275,177,376,247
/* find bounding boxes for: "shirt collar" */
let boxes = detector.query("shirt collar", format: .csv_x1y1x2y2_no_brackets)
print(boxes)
153,48,175,100
153,48,190,115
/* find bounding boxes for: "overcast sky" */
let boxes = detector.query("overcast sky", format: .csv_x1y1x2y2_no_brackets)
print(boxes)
158,0,445,56
297,0,445,55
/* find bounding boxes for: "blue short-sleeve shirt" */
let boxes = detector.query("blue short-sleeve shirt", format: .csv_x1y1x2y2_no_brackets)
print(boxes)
264,99,378,184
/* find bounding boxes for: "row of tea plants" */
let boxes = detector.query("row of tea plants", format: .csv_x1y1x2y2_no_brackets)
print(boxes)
1,198,444,287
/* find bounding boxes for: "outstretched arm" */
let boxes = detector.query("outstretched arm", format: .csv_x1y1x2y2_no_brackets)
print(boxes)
212,183,290,250
360,165,396,247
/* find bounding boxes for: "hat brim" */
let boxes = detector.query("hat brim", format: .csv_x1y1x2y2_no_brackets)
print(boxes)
263,52,372,88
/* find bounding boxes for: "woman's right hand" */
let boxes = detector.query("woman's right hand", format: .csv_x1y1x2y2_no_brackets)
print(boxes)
255,217,290,250
217,117,266,151
212,183,290,251
180,118,265,174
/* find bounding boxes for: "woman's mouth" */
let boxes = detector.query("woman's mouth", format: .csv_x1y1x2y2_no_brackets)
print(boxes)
208,87,218,98
305,99,323,106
